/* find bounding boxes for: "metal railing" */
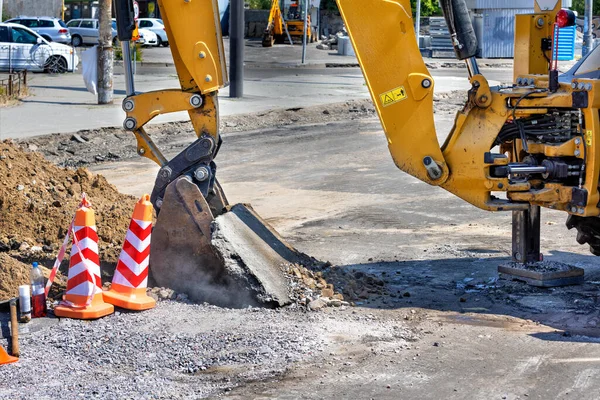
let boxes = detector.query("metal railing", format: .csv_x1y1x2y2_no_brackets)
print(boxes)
0,70,28,98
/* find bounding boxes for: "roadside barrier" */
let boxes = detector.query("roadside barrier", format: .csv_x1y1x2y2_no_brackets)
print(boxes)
0,70,27,98
103,194,156,310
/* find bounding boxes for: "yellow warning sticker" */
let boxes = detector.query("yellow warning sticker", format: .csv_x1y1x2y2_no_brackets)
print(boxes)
586,130,593,147
379,86,408,107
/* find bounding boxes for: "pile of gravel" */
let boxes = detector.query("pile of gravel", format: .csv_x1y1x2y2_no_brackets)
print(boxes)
0,302,328,399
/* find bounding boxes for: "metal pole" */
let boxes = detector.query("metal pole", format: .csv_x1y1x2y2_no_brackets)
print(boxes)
0,0,3,22
317,5,320,42
583,0,594,57
301,0,309,64
121,41,135,96
230,0,244,98
415,0,421,47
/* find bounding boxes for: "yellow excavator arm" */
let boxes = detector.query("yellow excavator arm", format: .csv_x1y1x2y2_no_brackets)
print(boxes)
111,0,599,304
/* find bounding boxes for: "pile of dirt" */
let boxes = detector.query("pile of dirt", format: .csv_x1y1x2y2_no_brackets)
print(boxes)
0,253,67,301
0,253,30,300
0,140,137,293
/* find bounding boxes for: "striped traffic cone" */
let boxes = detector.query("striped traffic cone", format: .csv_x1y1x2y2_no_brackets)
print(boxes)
54,198,114,319
103,194,156,310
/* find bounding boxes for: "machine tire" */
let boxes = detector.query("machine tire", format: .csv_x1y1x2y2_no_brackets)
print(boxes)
566,215,600,256
156,36,163,47
112,37,120,47
72,35,83,47
42,35,52,42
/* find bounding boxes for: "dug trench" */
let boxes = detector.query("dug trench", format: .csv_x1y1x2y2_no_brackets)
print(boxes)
3,98,600,398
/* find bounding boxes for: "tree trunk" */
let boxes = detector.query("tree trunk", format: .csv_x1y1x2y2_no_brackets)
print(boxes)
97,0,113,104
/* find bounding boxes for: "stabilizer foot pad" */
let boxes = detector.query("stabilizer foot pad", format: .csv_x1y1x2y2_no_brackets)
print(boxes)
498,261,584,287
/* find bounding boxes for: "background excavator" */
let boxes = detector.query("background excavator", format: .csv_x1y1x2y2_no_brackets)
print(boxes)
262,0,312,47
113,0,599,307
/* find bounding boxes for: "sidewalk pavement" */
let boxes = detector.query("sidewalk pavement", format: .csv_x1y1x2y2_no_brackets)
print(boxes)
0,67,371,139
0,41,514,140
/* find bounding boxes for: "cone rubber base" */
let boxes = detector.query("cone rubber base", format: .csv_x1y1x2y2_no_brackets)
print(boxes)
103,289,156,311
54,297,114,320
0,347,18,365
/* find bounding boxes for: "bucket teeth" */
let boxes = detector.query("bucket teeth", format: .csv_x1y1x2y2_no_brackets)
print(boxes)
206,178,229,217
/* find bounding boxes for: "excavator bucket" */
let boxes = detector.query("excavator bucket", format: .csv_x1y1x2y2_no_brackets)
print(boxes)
149,176,300,308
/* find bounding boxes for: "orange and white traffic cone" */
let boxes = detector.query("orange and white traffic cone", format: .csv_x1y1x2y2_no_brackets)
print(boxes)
0,346,17,365
103,194,156,311
54,198,114,319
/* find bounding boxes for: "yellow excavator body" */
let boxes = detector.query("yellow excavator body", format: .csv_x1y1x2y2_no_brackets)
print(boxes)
338,0,599,216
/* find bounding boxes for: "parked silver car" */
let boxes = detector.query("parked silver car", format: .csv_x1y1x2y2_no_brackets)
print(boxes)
66,18,118,46
6,16,71,44
137,18,168,47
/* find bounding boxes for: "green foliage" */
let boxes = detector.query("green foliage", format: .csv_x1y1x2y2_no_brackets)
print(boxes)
571,0,600,16
248,0,272,9
410,0,441,17
1,9,11,22
114,43,143,62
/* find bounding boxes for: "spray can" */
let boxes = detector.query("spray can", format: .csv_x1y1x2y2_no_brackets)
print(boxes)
18,285,31,323
31,262,47,318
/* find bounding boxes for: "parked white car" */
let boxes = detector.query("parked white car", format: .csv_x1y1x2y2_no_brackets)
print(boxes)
0,23,78,73
137,18,168,47
137,28,158,46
